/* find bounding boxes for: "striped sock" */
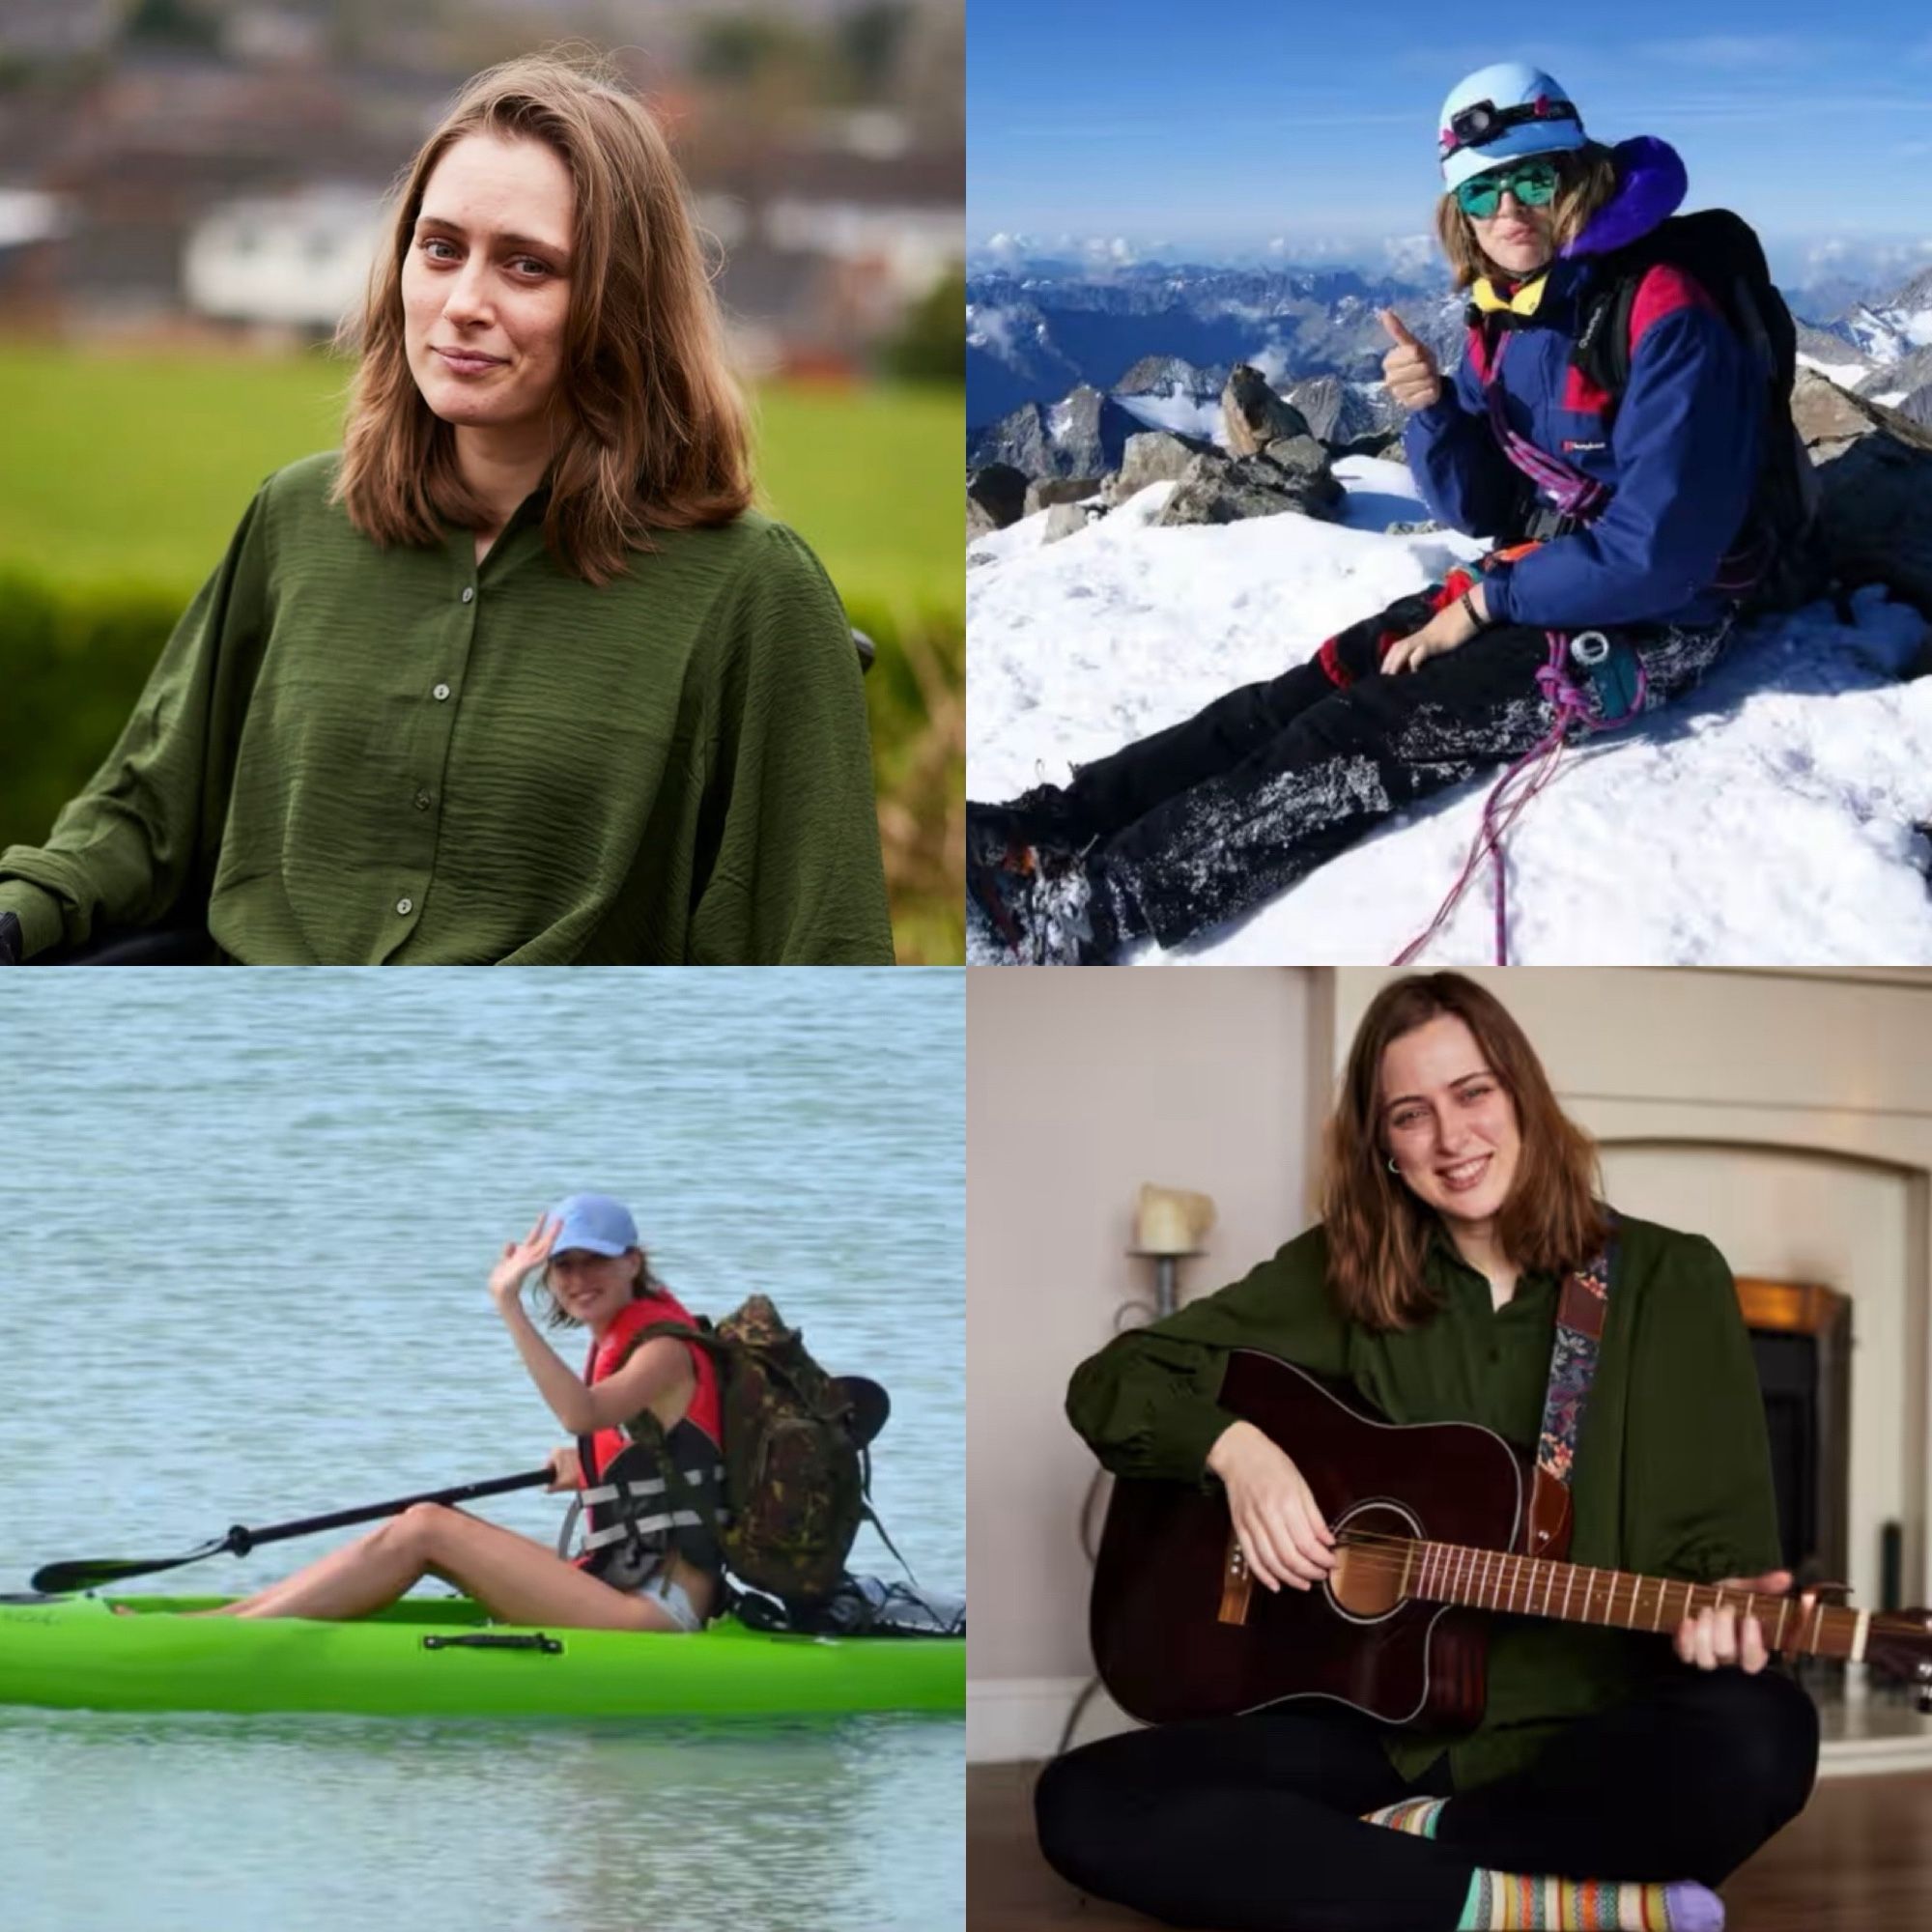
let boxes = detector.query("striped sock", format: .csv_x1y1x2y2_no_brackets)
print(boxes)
1361,1795,1447,1838
1456,1871,1725,1930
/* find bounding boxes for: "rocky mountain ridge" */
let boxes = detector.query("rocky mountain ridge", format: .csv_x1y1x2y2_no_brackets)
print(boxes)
969,256,1932,440
967,261,1442,430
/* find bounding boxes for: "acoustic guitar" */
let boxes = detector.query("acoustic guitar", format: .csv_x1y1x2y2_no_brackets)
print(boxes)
1092,1349,1932,1727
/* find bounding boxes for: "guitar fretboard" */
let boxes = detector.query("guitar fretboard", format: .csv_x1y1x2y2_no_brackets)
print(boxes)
1395,1540,1861,1661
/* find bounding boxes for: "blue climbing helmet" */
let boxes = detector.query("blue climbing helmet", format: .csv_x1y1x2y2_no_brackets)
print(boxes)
1437,63,1588,191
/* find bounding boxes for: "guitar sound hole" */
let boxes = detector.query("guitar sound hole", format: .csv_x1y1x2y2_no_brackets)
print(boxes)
1328,1502,1420,1620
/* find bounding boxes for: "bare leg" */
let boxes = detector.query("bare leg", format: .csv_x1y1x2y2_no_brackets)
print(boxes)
207,1505,683,1631
195,1513,563,1618
195,1519,432,1620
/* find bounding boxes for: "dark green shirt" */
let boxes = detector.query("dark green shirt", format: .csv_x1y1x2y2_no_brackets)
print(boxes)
0,453,894,964
1065,1211,1781,1789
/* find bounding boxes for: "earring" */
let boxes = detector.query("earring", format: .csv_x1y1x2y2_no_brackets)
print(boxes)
1387,1156,1400,1174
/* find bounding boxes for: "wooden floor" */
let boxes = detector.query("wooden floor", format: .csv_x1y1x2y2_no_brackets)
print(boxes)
969,1759,1932,1931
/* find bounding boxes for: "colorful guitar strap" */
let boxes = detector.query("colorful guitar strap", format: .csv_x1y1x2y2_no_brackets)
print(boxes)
1535,1209,1620,1492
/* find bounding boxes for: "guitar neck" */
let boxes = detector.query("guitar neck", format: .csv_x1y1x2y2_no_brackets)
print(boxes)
1399,1541,1865,1661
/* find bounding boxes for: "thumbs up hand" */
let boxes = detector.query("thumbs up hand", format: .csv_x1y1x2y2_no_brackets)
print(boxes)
1379,309,1443,411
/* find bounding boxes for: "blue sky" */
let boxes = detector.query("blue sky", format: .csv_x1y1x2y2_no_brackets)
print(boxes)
969,2,1932,285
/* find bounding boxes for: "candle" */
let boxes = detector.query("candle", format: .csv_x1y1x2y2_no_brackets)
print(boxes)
1135,1183,1215,1256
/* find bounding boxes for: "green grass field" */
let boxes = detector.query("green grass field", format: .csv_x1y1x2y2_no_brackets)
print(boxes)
0,344,963,962
0,345,961,616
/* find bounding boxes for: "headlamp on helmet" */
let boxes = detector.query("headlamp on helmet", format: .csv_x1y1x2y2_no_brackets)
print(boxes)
1439,94,1581,161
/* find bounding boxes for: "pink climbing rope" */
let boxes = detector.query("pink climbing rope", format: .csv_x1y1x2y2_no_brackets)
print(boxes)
1391,629,1646,966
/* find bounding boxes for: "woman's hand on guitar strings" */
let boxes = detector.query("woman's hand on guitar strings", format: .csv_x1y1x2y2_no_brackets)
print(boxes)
1206,1421,1337,1593
1673,1569,1793,1674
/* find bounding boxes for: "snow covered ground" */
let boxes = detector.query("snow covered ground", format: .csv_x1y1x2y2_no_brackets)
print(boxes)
1117,388,1224,443
968,455,1932,964
1796,351,1871,387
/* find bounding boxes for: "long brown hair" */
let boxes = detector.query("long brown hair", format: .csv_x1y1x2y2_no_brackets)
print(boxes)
332,51,753,586
1320,973,1606,1329
1433,142,1622,292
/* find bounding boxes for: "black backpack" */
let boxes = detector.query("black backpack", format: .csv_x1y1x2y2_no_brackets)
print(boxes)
1564,209,1826,614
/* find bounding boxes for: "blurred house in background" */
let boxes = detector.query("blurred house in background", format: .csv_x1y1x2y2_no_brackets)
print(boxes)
0,0,962,376
0,184,63,322
697,129,962,374
184,185,385,336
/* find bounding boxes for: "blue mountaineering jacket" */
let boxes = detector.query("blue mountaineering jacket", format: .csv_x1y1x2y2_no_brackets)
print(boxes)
1402,136,1765,632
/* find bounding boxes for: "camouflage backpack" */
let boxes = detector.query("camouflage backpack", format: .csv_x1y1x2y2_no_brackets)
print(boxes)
628,1294,891,1605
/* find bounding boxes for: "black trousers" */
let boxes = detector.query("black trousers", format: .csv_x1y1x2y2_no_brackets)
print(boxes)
1034,1667,1819,1932
1064,586,1734,952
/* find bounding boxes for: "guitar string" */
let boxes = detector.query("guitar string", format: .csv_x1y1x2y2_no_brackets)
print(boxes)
1327,1520,1878,1608
1273,1529,1930,1636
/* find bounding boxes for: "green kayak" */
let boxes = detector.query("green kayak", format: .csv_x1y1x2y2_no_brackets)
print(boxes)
0,1594,964,1719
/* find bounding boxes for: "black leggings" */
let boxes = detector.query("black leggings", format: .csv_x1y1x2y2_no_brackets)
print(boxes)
1034,1667,1818,1932
1064,584,1734,952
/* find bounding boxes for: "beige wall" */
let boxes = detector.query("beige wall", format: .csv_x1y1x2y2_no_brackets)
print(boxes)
972,967,1932,1765
1596,1144,1919,1615
966,968,1313,1756
1327,970,1932,1127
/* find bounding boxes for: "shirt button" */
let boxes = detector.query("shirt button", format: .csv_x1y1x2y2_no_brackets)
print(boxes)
413,789,434,811
432,682,451,701
461,586,475,604
395,897,414,917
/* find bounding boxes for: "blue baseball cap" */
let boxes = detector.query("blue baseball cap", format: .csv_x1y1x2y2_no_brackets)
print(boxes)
547,1193,639,1257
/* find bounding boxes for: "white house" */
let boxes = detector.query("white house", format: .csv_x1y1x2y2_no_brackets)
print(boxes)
183,185,385,335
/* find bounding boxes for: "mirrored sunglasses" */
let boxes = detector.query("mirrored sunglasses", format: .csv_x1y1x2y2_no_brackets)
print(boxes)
1454,159,1561,219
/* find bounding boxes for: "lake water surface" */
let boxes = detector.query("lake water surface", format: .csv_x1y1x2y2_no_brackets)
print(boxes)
0,968,964,1932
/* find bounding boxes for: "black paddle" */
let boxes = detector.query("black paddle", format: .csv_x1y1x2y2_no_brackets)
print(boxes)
29,1467,554,1595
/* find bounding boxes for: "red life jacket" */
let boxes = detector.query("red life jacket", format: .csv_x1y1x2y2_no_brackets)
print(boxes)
573,1290,727,1578
581,1289,722,1483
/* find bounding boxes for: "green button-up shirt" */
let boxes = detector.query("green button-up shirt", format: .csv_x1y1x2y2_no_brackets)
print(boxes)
0,453,894,964
1065,1211,1782,1789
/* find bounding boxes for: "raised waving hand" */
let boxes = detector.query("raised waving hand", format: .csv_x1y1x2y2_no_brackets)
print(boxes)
488,1211,560,1307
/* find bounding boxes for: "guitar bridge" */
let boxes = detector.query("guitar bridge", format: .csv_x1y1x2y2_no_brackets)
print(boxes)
1217,1536,1254,1625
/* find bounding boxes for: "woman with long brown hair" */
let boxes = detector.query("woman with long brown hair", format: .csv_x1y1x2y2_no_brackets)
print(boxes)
1039,973,1818,1931
967,60,1787,965
0,52,891,966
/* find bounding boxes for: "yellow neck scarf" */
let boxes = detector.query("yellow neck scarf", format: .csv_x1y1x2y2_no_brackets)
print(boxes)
1469,271,1551,318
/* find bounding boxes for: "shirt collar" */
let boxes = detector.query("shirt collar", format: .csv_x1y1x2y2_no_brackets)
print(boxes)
1469,270,1551,319
1425,1220,1477,1281
505,478,554,534
445,477,553,574
1424,1221,1558,1304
